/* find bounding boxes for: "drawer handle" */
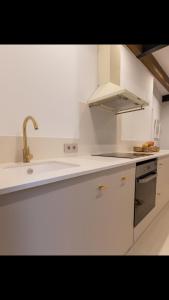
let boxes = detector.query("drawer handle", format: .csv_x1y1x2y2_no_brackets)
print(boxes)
121,176,127,181
98,185,108,191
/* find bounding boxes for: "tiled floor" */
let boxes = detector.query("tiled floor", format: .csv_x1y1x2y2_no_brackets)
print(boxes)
128,202,169,255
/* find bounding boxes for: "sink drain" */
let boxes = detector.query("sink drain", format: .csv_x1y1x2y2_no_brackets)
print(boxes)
27,168,34,174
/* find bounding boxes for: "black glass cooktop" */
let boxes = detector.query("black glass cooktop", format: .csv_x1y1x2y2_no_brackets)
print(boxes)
92,153,153,159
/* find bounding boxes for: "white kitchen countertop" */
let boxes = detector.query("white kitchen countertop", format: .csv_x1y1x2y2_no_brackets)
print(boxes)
0,150,169,195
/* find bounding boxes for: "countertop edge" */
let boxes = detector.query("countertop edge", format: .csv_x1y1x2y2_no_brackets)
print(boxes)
0,151,169,195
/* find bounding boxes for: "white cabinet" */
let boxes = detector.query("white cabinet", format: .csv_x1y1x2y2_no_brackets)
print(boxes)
156,156,169,212
0,165,135,255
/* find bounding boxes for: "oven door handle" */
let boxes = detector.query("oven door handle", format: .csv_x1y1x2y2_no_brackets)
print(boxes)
137,174,157,184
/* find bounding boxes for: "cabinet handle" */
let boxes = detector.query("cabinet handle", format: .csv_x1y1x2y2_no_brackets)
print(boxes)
98,185,108,191
157,193,161,196
121,176,127,181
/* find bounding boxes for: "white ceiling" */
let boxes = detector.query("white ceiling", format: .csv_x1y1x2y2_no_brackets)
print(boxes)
153,46,169,95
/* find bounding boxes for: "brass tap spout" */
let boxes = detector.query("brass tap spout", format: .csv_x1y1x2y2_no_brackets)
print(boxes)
23,116,39,163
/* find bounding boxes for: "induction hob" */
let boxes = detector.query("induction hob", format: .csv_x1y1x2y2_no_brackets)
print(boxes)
92,152,153,159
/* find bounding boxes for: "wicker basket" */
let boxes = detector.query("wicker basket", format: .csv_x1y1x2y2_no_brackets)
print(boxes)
133,146,143,152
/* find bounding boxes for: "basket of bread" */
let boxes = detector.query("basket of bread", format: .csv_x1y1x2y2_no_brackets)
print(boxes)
133,141,160,153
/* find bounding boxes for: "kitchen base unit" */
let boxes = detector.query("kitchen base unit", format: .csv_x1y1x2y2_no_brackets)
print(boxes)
156,156,169,213
0,165,135,255
134,156,169,241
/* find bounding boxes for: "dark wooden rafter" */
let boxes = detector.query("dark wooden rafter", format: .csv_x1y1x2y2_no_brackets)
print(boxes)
162,94,169,102
126,44,169,93
138,45,168,59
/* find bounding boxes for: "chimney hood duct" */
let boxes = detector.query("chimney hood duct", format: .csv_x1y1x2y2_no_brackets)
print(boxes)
88,45,149,114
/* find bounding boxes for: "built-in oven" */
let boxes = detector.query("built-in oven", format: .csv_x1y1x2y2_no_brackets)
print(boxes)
134,159,157,227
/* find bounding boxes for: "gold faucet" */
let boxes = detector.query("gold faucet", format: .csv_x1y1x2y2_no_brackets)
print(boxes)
23,116,39,163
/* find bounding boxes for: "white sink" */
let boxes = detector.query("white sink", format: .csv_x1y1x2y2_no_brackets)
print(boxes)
2,161,79,176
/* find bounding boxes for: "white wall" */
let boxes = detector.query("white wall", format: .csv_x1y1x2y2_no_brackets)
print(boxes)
160,102,169,149
0,45,98,138
120,46,154,141
121,46,154,103
152,94,161,140
0,45,120,162
0,45,163,158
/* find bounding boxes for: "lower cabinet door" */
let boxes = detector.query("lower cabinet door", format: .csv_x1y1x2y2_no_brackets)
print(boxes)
156,157,169,212
0,166,135,255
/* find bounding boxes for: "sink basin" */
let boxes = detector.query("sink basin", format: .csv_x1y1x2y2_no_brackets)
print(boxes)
2,161,79,176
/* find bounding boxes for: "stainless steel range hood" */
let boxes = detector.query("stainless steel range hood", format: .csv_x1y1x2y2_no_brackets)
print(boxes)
88,45,149,114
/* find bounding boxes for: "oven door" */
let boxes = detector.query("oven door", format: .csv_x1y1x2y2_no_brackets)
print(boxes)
134,173,157,227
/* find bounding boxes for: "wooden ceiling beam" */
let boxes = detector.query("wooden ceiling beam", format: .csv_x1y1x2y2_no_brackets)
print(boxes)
138,45,168,59
126,44,143,57
162,94,169,102
126,44,169,93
